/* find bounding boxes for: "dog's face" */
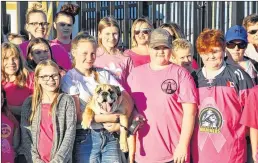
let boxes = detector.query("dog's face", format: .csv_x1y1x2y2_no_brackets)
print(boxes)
94,84,122,113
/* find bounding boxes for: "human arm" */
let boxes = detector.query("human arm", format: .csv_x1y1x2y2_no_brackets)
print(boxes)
173,103,197,163
50,95,77,163
250,128,258,162
13,125,20,158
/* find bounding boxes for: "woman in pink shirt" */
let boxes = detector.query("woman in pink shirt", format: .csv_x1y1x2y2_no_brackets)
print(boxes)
1,42,34,121
123,18,153,67
1,89,20,163
52,4,80,53
19,2,72,71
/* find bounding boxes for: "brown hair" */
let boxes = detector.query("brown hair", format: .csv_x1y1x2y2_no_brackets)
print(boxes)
242,14,258,30
54,4,80,24
29,60,61,123
131,17,153,48
160,22,186,39
98,16,120,50
1,42,29,87
196,28,225,55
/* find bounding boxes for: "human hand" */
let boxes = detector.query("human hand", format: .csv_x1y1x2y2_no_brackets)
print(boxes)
173,144,187,163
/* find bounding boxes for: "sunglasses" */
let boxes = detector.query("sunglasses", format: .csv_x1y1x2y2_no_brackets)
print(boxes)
248,29,258,35
134,29,151,35
226,42,247,49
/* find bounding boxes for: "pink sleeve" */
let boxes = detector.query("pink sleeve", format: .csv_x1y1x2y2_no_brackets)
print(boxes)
192,59,199,70
51,44,72,71
177,69,198,104
240,87,258,129
19,41,29,58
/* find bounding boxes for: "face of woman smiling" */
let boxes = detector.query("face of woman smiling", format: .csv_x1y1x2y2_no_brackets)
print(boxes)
99,26,119,49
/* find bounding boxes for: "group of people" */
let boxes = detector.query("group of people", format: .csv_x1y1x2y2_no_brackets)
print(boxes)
2,2,258,163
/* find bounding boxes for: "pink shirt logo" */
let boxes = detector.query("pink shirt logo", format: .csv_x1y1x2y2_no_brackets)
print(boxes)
2,123,11,138
161,79,177,94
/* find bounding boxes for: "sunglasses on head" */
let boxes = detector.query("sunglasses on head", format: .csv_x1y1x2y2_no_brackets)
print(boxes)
248,29,258,35
226,41,247,49
134,29,151,35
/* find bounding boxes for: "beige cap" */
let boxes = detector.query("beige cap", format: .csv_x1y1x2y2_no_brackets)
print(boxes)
149,28,172,48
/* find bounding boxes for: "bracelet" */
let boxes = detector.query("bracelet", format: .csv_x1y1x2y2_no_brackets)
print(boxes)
120,124,129,131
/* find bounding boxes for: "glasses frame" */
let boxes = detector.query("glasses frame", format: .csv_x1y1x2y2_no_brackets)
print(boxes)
226,42,247,49
134,29,151,35
38,74,60,81
28,22,50,27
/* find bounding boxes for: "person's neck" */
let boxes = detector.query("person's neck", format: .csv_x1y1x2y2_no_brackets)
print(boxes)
204,62,223,79
57,35,71,44
7,75,16,82
103,46,117,55
132,45,149,55
42,91,57,103
149,62,170,71
75,67,93,77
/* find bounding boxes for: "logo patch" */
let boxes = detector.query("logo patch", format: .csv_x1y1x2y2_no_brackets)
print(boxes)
199,107,223,134
161,79,177,94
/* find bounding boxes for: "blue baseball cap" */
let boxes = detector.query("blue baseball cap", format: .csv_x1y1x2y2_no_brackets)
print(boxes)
225,25,247,43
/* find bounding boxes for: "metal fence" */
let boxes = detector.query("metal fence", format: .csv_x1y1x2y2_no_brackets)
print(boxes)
80,1,258,63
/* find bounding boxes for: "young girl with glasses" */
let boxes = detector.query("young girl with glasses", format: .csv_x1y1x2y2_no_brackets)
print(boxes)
19,60,77,163
52,4,80,53
123,18,153,67
1,42,34,122
1,88,20,163
19,2,72,71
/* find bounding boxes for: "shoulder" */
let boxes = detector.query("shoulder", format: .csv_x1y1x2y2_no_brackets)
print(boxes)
21,96,33,115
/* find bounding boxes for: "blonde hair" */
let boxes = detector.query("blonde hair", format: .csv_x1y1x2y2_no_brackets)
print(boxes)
71,32,100,83
30,60,60,123
131,18,153,48
172,38,193,54
98,16,120,51
1,42,29,87
26,2,47,23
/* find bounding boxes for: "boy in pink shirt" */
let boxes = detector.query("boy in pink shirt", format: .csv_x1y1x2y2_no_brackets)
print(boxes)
127,28,198,163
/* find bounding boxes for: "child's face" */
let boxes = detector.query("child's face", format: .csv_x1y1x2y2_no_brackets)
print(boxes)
247,22,258,45
149,45,172,66
99,26,119,49
172,48,193,71
30,43,51,64
73,41,97,70
38,65,60,93
3,51,20,76
55,14,73,38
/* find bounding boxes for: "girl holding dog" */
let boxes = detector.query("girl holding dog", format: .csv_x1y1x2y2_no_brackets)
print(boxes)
61,32,133,163
19,60,77,163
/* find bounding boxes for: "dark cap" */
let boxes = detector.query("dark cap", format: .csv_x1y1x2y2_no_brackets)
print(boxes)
149,28,172,48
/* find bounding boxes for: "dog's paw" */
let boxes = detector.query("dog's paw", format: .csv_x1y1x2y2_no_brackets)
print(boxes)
120,140,128,152
81,108,94,129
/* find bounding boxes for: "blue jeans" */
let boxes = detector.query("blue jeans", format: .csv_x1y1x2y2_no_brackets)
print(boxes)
74,129,121,163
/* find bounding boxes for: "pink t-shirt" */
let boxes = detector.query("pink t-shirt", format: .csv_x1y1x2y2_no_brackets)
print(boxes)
2,72,34,114
240,85,258,129
51,38,71,53
1,114,15,163
38,104,53,163
123,49,150,67
94,47,133,89
19,41,72,71
192,59,199,70
127,63,198,163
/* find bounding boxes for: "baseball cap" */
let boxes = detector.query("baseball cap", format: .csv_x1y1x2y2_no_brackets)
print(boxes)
225,25,247,43
149,28,172,48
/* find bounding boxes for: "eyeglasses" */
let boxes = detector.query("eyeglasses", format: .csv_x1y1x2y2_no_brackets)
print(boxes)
134,29,151,35
247,29,258,35
28,22,49,27
226,42,247,49
38,74,59,81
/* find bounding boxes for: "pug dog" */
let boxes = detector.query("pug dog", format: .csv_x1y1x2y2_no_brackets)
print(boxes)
81,84,129,152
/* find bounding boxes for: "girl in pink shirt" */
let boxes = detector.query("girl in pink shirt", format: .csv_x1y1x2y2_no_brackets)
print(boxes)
19,2,72,71
1,42,34,121
52,4,80,53
123,18,153,67
95,16,133,89
1,89,20,163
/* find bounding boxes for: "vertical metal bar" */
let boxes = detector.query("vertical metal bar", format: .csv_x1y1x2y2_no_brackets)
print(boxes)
137,1,143,17
165,2,171,23
206,2,212,28
17,2,28,34
124,2,129,49
219,2,225,33
231,2,245,25
178,1,184,31
110,1,115,16
152,2,156,28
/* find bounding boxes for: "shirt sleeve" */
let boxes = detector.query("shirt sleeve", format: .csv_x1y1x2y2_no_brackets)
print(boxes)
61,72,80,95
51,44,72,71
240,86,258,129
177,69,198,104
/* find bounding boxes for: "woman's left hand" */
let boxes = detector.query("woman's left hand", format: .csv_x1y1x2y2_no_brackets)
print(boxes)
103,122,120,132
173,144,188,163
